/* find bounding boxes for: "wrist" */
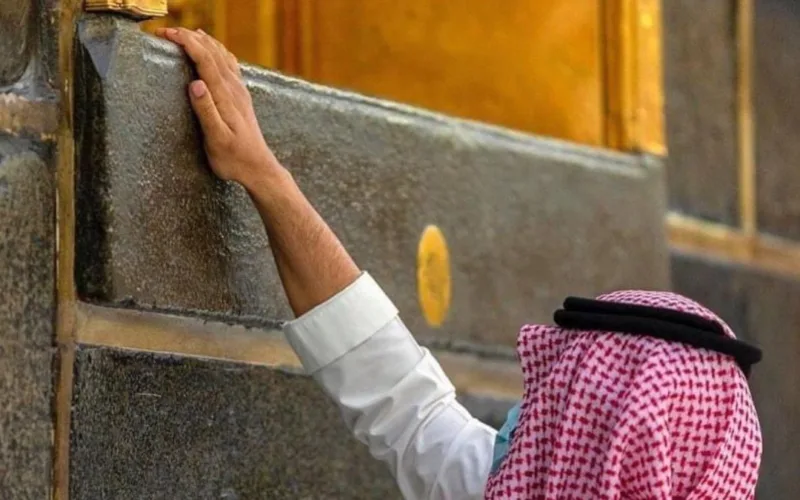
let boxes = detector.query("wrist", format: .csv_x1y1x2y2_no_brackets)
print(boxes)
238,153,288,188
241,159,296,205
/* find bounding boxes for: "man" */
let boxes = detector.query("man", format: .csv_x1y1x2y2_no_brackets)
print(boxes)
156,28,762,499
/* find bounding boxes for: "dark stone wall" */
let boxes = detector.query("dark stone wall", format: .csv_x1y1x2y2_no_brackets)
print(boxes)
65,13,672,499
0,0,59,497
69,346,399,500
75,16,669,348
0,0,33,86
671,253,800,499
755,0,800,241
0,136,55,498
664,7,800,491
663,0,739,224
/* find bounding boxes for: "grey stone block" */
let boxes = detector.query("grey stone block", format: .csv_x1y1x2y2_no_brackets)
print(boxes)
0,344,54,497
458,393,517,430
671,253,800,498
664,0,739,224
0,135,55,498
0,0,33,87
755,0,800,241
75,16,668,347
69,346,398,500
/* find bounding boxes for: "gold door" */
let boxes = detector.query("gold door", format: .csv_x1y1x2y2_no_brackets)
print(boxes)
144,0,664,154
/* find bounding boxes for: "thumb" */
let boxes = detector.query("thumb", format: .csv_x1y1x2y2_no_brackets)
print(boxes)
189,80,229,141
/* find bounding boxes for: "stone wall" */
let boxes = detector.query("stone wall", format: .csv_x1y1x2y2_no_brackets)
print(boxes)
664,0,739,224
664,1,800,496
0,133,55,498
754,0,800,240
671,254,800,499
0,0,60,497
63,14,669,499
69,347,398,499
74,16,668,346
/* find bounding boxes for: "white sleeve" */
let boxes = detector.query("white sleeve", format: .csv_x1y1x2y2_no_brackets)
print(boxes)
283,273,496,500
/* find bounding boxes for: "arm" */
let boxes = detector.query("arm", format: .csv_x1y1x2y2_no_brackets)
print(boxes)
157,28,496,499
158,26,358,317
285,276,497,499
246,169,360,317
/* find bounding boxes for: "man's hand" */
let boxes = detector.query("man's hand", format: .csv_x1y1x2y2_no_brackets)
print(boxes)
156,28,280,188
157,27,360,317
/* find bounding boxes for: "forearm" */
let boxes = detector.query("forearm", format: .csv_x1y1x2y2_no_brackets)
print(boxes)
159,27,494,498
244,164,360,317
154,27,359,317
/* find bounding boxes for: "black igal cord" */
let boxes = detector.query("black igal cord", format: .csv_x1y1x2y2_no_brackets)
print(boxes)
553,297,762,377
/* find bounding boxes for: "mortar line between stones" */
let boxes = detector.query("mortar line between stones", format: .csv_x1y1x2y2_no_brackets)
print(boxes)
668,212,800,278
74,302,524,401
736,0,757,236
52,2,81,499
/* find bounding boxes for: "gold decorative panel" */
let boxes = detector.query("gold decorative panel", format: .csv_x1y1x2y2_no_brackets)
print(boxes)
140,0,219,34
221,0,279,69
137,0,665,153
141,0,279,69
604,0,665,154
287,0,605,147
86,0,168,18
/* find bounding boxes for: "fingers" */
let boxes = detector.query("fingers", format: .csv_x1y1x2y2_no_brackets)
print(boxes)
194,30,250,113
158,28,239,81
197,29,241,77
194,30,237,81
188,80,231,145
226,50,242,77
158,28,248,118
159,29,235,110
191,30,252,119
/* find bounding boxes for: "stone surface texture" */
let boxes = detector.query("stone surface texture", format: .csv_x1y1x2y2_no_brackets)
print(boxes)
1,0,58,496
663,0,739,224
755,0,800,240
0,0,33,87
70,346,399,500
671,253,800,499
0,135,55,498
75,16,669,347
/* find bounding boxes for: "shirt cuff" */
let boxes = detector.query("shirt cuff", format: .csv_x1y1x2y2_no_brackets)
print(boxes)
283,272,399,374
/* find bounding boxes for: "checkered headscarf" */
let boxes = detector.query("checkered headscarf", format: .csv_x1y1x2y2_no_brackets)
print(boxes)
485,291,762,499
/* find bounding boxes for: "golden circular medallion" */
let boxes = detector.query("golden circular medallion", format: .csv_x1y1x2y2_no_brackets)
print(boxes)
417,225,452,328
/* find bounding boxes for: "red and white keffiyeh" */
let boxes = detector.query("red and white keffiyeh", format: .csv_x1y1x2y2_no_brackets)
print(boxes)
485,291,762,499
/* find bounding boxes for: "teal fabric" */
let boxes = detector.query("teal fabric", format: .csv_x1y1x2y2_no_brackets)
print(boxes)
490,401,522,474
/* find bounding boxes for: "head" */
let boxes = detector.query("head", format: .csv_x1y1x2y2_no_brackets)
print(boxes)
485,291,762,499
